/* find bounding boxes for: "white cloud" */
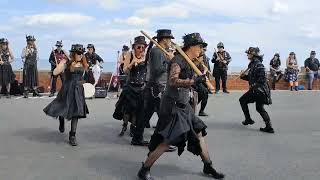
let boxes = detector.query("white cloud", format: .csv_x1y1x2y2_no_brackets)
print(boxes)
46,0,122,10
11,13,94,27
272,1,289,14
113,16,149,26
136,3,189,18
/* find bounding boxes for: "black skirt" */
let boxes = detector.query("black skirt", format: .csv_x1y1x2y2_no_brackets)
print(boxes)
0,63,15,86
113,83,144,120
23,63,38,88
149,96,207,156
43,79,89,120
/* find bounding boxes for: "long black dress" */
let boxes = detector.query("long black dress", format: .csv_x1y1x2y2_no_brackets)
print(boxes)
43,66,89,120
0,50,15,86
113,53,146,121
149,54,207,156
22,48,38,89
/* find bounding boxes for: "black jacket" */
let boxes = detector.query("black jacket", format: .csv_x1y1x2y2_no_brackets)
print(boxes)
211,51,231,71
241,58,272,105
304,58,320,72
85,52,104,67
49,50,66,71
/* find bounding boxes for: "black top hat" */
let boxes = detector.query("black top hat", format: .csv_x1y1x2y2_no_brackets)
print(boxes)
26,35,36,42
0,38,8,44
156,29,174,39
311,51,316,55
274,53,280,57
70,44,85,53
133,36,147,46
245,47,262,57
122,45,129,51
183,33,207,49
55,40,63,47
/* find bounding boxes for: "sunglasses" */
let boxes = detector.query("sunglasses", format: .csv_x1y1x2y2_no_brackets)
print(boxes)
76,52,83,55
57,45,62,48
136,45,146,50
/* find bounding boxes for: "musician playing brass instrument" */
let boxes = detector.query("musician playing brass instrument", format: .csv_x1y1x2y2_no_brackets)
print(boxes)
44,44,89,146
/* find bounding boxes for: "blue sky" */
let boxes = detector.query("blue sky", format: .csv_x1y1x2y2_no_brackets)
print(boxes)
1,0,319,72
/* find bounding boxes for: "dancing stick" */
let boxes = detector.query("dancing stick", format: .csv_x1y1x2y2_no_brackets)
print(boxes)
174,44,215,90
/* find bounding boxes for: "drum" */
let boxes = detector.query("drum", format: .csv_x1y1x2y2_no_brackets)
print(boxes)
83,83,95,98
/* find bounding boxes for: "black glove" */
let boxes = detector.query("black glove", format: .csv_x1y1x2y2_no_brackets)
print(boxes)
194,74,206,85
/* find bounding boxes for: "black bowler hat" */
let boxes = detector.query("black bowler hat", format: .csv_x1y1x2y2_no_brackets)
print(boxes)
289,52,295,55
70,44,85,53
133,36,147,46
26,35,36,42
156,29,174,39
274,53,280,57
311,51,316,55
182,33,207,49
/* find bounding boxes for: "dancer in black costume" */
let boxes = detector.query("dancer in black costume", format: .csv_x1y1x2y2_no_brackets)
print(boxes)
137,33,224,180
0,38,15,98
44,44,89,146
239,47,274,133
113,36,147,145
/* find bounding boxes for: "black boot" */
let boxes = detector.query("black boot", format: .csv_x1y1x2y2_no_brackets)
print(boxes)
33,88,42,97
137,163,154,180
199,111,209,116
203,161,225,179
242,119,255,126
260,121,274,134
223,89,230,94
23,90,29,98
290,86,293,91
119,122,127,136
294,86,299,91
131,140,149,146
49,92,55,97
58,117,65,133
69,132,78,146
130,124,136,137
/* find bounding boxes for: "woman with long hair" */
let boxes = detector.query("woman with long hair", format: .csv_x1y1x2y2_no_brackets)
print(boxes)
0,38,15,98
284,52,299,91
44,44,89,146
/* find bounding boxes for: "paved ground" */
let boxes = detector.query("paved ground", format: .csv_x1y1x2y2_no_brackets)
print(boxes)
0,91,319,180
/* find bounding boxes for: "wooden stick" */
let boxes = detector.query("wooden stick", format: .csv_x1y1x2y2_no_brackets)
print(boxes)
140,30,172,57
174,44,215,90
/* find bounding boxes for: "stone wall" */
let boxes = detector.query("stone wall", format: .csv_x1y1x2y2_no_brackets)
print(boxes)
13,70,320,92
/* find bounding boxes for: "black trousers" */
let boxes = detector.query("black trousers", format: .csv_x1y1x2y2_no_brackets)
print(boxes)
214,69,228,91
196,83,208,112
143,86,161,127
239,90,271,123
50,72,65,93
131,97,146,142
